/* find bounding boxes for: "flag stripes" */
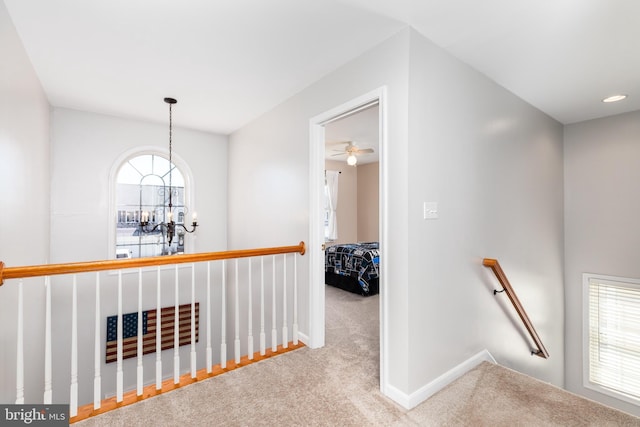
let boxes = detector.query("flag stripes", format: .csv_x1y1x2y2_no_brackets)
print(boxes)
106,303,199,363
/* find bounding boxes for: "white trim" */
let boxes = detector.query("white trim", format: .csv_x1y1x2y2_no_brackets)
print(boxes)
386,350,497,409
297,331,311,346
107,146,195,259
378,87,389,397
307,86,388,389
307,122,326,349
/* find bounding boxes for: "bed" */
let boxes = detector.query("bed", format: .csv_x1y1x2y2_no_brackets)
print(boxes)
325,242,380,296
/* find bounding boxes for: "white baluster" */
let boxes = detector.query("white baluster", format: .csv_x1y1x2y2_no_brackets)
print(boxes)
206,262,212,373
70,275,78,417
247,258,254,360
137,268,143,396
116,271,123,402
282,254,288,349
190,263,196,378
272,255,277,352
155,266,162,390
259,257,266,356
15,279,24,404
220,260,227,369
94,272,101,409
234,259,240,364
44,276,52,404
293,254,299,345
174,265,180,384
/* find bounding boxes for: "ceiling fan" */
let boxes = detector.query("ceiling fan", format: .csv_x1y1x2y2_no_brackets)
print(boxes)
330,141,374,166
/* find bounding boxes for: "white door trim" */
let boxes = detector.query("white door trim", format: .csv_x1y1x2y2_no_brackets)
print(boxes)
308,86,389,394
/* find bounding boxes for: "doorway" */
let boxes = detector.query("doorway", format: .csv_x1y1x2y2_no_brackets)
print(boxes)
308,87,388,394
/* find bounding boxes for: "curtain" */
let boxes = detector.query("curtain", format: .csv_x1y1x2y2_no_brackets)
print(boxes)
324,170,339,241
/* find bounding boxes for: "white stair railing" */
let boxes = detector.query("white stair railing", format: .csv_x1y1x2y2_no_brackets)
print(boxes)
260,257,266,356
94,272,101,410
220,259,227,369
136,269,143,396
155,266,162,390
70,275,78,417
44,276,52,404
234,259,241,364
190,263,197,379
271,255,277,352
15,279,24,404
247,258,254,360
0,242,305,423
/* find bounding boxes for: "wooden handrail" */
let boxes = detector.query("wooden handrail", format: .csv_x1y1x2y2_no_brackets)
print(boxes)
482,258,549,359
0,242,306,286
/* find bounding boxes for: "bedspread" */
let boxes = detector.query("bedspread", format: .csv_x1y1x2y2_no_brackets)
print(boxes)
325,242,380,295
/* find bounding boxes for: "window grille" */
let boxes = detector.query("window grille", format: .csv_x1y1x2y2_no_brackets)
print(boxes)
115,154,187,258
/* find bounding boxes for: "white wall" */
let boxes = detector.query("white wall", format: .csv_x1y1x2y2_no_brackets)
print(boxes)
0,11,568,408
356,162,379,242
229,27,566,404
0,1,50,270
405,29,565,392
564,110,640,416
0,0,51,404
0,100,228,404
229,29,411,390
50,108,228,262
44,108,229,403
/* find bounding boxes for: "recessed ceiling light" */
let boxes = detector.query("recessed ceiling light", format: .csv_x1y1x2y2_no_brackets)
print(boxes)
602,94,628,103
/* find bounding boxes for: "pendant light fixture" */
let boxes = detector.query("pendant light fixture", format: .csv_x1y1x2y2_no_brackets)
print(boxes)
139,97,198,247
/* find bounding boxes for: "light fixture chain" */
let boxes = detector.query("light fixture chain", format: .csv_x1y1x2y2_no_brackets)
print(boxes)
168,101,173,211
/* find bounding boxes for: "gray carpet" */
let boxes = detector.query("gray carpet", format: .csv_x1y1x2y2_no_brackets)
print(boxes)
78,285,639,426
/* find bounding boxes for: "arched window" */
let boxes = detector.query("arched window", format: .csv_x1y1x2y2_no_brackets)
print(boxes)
115,153,190,258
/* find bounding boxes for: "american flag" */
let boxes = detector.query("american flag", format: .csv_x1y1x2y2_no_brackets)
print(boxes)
105,303,199,363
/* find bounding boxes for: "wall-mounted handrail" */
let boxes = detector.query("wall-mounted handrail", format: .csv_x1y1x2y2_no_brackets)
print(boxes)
0,242,306,285
482,258,549,359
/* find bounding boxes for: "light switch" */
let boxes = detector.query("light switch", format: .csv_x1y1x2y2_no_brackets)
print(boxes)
423,202,438,219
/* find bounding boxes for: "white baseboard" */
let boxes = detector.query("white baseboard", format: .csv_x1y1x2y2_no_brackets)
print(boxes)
297,331,311,347
383,349,496,410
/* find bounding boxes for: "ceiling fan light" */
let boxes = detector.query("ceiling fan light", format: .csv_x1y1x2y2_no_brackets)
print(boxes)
347,154,357,166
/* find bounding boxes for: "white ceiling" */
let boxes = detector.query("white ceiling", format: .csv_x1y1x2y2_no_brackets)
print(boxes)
5,0,640,135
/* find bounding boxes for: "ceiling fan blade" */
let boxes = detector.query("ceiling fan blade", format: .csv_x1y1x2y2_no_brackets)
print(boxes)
356,148,374,154
330,153,346,157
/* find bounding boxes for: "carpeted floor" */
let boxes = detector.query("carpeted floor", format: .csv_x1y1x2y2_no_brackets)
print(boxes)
78,285,639,426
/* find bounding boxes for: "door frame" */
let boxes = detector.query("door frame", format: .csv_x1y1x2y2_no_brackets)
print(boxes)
307,86,388,394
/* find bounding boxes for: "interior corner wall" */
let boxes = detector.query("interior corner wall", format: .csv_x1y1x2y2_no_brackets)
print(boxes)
564,110,640,416
0,0,51,403
43,109,228,403
49,108,228,263
356,162,379,242
228,29,411,394
405,29,565,393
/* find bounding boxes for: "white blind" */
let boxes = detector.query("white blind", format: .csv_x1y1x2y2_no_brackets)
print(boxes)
588,277,640,401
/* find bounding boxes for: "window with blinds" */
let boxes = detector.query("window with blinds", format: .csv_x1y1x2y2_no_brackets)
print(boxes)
584,273,640,404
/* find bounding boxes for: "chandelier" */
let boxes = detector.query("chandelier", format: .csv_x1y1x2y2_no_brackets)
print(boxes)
139,97,198,247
